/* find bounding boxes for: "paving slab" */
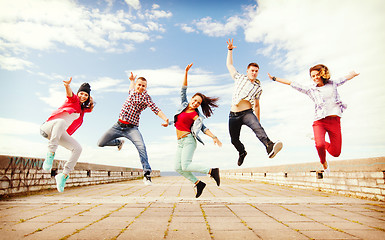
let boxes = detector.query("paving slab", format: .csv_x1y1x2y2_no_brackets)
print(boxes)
0,176,384,240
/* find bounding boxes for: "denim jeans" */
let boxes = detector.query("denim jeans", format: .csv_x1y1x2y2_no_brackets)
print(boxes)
40,119,82,175
98,123,151,173
174,134,210,183
228,109,271,154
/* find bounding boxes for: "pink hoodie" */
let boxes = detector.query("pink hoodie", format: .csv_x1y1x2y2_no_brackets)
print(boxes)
47,93,91,135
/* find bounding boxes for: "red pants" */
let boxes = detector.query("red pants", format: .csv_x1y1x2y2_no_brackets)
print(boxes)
312,116,342,164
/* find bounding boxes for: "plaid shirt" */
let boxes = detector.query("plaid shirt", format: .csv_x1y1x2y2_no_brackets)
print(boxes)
231,72,262,107
119,89,160,126
290,78,348,121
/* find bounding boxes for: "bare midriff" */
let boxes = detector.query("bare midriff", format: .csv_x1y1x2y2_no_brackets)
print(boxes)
231,99,252,112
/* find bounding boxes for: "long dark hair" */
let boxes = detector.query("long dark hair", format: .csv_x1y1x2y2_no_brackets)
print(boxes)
193,93,219,118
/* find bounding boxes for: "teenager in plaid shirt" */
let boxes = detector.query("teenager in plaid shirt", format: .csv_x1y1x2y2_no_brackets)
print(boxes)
268,65,359,175
98,73,169,185
226,39,283,167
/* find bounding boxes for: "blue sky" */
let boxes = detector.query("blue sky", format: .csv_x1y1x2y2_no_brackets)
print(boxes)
1,0,384,172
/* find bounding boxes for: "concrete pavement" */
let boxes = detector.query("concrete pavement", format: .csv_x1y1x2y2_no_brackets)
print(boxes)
0,176,384,240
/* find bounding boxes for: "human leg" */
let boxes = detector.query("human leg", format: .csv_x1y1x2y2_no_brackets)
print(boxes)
97,123,125,148
124,127,151,173
243,112,282,158
59,132,82,175
229,113,248,165
313,119,327,167
40,119,67,171
325,117,342,157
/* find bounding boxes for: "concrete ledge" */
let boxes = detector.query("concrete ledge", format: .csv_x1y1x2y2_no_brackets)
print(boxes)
0,155,160,196
222,157,385,201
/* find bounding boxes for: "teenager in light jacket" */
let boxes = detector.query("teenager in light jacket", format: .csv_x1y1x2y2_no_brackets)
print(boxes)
268,64,359,175
167,63,221,198
40,78,94,192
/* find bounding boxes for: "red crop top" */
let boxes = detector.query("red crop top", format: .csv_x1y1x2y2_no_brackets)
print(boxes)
175,111,198,132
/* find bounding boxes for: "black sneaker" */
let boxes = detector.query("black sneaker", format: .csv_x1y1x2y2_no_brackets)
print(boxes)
238,151,247,166
195,181,206,198
143,171,152,185
210,168,220,186
267,141,283,158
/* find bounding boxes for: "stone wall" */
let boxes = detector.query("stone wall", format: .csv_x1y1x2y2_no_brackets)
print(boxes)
0,155,160,196
222,157,385,201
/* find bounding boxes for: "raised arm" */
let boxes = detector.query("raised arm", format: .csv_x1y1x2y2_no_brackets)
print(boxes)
63,77,73,97
226,39,237,78
267,73,292,85
183,63,193,87
128,72,137,90
344,71,360,80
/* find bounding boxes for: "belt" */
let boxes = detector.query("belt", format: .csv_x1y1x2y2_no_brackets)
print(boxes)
117,120,135,128
229,108,253,117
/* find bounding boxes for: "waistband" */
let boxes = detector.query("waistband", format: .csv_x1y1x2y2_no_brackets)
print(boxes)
177,132,191,140
229,108,253,117
117,120,135,128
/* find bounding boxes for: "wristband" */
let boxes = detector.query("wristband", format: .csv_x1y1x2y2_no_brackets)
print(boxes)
272,77,276,81
212,136,218,139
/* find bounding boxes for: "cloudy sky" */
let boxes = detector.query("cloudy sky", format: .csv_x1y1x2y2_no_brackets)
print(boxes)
1,0,384,172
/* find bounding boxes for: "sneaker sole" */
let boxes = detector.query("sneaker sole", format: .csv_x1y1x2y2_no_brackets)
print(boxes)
269,141,283,158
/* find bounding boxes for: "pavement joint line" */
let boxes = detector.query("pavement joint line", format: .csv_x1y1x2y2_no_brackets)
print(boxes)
248,203,313,239
120,185,146,197
23,203,103,237
225,204,263,239
322,203,385,232
163,202,177,239
281,204,360,239
110,202,153,240
13,203,78,226
199,203,214,240
0,202,57,220
106,186,135,197
59,203,128,240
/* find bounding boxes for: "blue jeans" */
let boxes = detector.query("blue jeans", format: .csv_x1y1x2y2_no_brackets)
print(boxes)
229,109,271,154
97,123,151,173
174,134,210,183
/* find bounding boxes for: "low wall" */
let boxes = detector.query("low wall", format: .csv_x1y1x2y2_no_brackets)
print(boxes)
0,155,160,196
222,157,385,201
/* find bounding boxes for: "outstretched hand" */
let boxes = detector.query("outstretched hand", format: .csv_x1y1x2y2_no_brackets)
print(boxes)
63,77,72,87
226,39,236,50
129,72,137,82
346,71,360,80
185,63,193,72
161,119,169,127
213,137,222,147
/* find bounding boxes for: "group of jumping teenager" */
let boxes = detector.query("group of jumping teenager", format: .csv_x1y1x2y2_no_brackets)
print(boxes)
40,39,359,197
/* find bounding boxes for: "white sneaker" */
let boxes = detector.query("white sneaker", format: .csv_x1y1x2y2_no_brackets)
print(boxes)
143,175,152,185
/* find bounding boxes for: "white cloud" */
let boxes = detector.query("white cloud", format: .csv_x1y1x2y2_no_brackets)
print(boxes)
0,0,172,70
193,16,247,37
179,24,198,34
125,0,141,10
0,54,33,71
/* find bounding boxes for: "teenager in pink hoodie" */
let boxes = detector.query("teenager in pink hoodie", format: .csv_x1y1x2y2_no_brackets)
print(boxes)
40,77,94,192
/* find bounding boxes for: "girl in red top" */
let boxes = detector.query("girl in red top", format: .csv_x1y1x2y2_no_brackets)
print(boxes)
40,77,94,192
170,63,222,198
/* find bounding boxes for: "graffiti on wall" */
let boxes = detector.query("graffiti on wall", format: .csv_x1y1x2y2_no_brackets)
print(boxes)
0,156,46,192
